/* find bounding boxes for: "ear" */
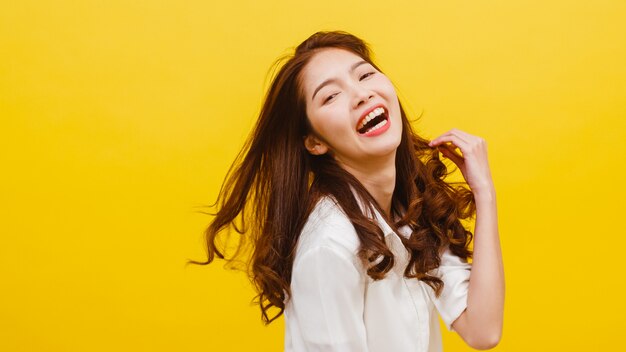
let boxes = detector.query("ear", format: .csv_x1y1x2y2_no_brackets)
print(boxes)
303,134,329,155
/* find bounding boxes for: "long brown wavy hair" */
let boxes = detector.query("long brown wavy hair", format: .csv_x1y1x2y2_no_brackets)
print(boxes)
191,30,476,325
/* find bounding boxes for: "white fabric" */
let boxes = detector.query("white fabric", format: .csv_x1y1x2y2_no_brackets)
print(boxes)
284,196,471,352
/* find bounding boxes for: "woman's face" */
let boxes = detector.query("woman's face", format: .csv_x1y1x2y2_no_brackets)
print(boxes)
300,48,402,168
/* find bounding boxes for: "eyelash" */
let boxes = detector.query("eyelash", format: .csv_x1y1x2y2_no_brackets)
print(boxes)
360,72,375,80
324,94,338,104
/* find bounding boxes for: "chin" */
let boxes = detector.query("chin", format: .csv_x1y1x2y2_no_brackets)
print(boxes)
376,126,402,152
367,138,401,157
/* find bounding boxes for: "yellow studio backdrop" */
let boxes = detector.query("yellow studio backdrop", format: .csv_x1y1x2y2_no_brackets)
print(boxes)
1,0,625,351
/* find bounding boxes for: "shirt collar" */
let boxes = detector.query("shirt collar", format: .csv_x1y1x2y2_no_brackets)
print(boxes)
372,205,396,238
349,185,397,238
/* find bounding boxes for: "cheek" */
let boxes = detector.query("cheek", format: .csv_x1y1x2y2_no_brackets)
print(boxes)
308,108,351,137
381,79,398,98
306,109,326,133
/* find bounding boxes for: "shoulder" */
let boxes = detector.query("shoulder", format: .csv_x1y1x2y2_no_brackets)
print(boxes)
294,196,361,267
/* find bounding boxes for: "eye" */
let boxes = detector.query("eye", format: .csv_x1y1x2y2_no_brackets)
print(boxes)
360,72,376,80
324,93,338,104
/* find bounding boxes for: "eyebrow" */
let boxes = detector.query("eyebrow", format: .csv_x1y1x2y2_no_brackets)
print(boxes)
311,60,369,101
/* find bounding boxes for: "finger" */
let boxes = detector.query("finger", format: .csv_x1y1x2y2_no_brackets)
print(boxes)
429,134,471,152
439,144,465,165
448,129,489,155
433,129,471,145
440,142,463,159
447,128,476,142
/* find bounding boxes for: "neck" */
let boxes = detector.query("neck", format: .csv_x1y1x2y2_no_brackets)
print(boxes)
338,153,397,218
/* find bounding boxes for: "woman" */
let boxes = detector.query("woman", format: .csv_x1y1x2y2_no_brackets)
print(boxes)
195,31,504,351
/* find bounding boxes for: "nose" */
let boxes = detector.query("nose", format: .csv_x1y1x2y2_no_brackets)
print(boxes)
351,84,374,109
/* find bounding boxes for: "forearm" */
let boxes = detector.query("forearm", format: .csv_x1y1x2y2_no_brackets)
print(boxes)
457,186,505,348
429,130,504,348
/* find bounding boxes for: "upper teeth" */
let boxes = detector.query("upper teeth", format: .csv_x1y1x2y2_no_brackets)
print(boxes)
358,107,385,129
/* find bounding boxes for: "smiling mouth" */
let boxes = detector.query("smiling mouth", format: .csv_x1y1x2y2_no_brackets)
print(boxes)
357,107,389,134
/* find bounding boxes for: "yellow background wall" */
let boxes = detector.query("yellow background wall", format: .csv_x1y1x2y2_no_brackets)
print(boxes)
2,1,625,350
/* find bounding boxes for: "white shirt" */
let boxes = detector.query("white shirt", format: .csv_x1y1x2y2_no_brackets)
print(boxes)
284,196,471,352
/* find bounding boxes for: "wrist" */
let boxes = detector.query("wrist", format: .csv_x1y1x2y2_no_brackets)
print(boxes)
473,185,496,203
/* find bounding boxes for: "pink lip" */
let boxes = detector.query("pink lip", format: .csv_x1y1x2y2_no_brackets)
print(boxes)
356,103,391,137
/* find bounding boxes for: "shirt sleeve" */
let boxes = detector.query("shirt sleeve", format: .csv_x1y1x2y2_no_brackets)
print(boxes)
289,245,369,352
426,246,472,331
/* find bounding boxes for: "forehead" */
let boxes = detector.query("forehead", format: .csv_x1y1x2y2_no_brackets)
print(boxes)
300,48,366,90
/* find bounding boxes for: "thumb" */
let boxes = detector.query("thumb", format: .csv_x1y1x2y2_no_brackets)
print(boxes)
439,145,464,165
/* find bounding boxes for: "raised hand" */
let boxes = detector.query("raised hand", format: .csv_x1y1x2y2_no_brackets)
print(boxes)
428,128,494,196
